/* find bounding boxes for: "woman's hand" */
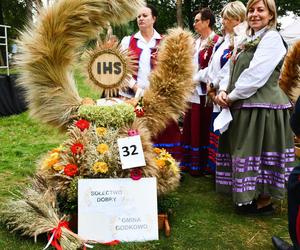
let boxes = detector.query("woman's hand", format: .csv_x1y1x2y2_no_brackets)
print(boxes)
207,83,217,104
215,91,229,108
132,83,139,93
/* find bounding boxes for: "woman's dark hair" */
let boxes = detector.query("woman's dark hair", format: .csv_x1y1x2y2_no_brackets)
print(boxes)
195,7,216,28
147,4,158,20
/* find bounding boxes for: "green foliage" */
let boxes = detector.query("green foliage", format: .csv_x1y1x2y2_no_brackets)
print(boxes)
78,103,135,128
157,193,179,214
0,0,30,47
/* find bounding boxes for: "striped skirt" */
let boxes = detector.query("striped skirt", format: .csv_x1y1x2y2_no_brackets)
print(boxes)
180,98,213,176
216,107,295,204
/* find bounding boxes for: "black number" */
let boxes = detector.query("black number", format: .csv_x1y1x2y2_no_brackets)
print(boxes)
122,146,130,157
130,145,138,155
122,145,139,157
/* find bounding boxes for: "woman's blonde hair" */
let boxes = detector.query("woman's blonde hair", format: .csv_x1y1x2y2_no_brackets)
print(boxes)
221,1,246,22
246,0,277,34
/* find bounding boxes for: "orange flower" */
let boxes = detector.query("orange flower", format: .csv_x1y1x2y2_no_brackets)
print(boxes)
156,159,166,168
153,147,162,154
51,146,64,153
97,144,109,154
42,152,60,169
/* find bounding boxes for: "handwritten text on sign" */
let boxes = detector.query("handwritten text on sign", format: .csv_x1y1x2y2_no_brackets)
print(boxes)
117,135,146,169
78,178,158,242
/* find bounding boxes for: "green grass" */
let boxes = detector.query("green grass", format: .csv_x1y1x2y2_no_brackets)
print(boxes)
0,72,292,249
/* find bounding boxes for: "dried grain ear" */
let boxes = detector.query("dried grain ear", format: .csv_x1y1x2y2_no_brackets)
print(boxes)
280,40,300,103
140,28,195,137
15,0,145,130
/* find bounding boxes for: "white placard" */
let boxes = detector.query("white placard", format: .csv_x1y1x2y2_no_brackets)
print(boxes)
78,178,158,242
117,135,146,169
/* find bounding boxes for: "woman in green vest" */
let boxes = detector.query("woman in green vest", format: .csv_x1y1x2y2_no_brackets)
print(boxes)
214,0,294,215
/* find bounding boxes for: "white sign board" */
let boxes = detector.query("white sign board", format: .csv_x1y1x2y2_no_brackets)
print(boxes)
117,135,146,169
78,178,158,242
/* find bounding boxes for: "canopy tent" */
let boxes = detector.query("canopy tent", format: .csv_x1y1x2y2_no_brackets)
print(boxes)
280,18,300,47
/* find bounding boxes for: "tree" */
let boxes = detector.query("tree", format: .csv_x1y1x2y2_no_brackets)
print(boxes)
176,0,183,28
0,0,29,65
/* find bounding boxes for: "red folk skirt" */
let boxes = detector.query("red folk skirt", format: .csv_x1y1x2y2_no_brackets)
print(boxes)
180,96,212,176
152,119,182,161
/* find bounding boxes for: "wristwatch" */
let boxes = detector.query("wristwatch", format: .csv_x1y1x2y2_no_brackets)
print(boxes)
209,82,215,89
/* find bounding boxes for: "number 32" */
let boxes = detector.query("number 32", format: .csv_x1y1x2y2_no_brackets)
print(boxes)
122,145,138,157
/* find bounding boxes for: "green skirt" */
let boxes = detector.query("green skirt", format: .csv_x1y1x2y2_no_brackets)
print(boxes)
216,107,295,205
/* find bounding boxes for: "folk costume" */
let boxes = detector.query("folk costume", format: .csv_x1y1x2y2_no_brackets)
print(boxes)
193,22,248,174
121,30,182,161
120,30,162,98
180,32,219,175
216,27,295,205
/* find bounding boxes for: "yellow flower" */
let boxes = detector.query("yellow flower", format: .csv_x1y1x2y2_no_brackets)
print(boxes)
153,147,162,154
42,152,60,169
170,163,180,174
53,165,64,171
156,159,166,168
93,162,108,174
97,143,109,154
96,127,107,137
51,145,64,153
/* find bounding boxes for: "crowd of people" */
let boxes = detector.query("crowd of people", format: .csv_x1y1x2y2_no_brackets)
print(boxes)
120,0,298,248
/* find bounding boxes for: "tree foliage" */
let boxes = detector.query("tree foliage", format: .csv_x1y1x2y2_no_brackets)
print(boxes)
113,0,300,38
0,0,299,43
0,0,30,40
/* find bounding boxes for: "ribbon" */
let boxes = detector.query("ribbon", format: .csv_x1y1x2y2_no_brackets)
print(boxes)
44,220,70,250
103,240,120,246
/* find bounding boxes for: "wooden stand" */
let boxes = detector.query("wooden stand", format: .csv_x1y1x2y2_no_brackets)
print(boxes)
158,213,171,237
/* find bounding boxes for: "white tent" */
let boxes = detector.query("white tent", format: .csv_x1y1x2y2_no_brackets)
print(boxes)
280,17,300,47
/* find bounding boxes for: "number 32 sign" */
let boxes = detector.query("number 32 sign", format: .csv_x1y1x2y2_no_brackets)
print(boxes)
117,135,146,169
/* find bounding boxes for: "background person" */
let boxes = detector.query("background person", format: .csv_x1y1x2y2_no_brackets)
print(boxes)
120,4,182,161
180,7,220,176
215,0,294,215
120,4,162,99
194,1,247,175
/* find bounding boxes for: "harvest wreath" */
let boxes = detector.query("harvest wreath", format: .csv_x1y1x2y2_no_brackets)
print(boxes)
0,0,195,248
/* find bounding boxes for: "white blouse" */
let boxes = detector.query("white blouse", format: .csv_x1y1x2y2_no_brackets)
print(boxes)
189,31,218,104
120,30,162,93
194,33,231,90
228,27,286,101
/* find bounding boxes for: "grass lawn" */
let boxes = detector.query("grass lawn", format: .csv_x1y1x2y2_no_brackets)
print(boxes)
0,72,292,249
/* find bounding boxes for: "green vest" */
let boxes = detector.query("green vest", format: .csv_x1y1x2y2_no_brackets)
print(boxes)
227,32,291,109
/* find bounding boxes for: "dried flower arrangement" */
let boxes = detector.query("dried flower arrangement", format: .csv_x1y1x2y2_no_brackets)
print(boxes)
0,0,195,248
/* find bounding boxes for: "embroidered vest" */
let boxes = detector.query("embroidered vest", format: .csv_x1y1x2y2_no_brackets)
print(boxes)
129,35,162,80
227,31,291,109
197,34,219,93
198,34,219,70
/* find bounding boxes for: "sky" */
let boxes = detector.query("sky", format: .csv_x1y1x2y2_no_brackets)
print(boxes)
278,12,297,29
